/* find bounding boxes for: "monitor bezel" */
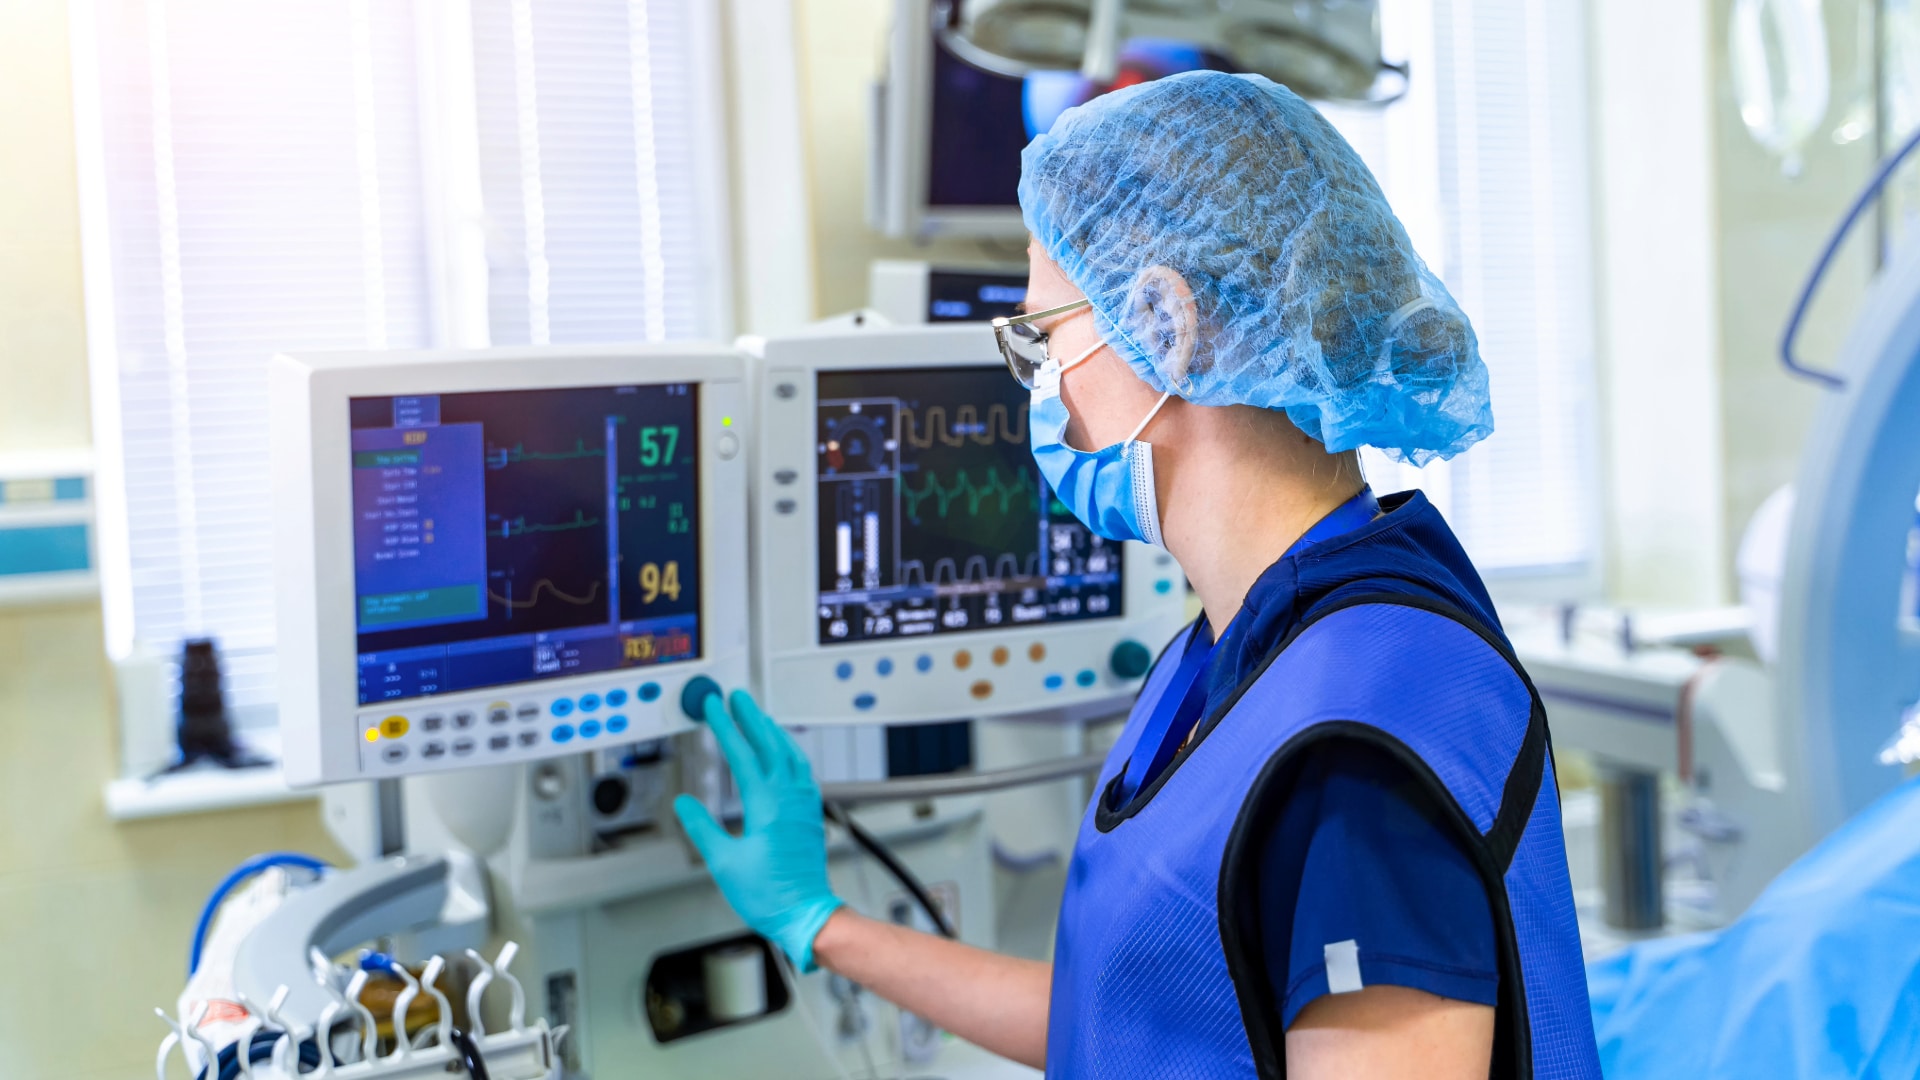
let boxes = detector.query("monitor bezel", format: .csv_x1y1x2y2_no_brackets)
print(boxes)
273,344,749,787
744,323,1187,725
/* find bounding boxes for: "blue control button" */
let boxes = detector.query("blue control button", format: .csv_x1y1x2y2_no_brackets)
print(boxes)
552,724,576,743
1076,669,1098,688
578,693,601,712
1155,578,1174,594
1045,674,1064,691
854,693,877,711
551,699,575,718
607,714,629,735
876,658,894,677
579,719,602,739
605,689,628,707
915,654,933,673
835,661,854,681
638,682,662,702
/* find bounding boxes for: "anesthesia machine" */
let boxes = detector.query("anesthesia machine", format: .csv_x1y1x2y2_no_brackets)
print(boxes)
151,322,1185,1080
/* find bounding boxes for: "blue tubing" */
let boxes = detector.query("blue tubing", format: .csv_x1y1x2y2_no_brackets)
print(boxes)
188,852,329,976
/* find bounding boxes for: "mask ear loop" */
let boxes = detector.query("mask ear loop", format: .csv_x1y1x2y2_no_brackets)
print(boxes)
1056,337,1105,377
1122,392,1174,447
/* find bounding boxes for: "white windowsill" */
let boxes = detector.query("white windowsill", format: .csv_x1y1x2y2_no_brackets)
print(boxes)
103,728,315,821
104,766,314,821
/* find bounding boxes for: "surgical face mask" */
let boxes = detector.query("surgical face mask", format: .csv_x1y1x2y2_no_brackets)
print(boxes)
1028,339,1174,548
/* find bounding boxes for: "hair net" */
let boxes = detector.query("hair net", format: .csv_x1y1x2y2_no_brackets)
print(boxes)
1018,71,1492,465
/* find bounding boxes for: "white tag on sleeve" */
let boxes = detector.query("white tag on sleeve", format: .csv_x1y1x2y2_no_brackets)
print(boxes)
1324,939,1363,995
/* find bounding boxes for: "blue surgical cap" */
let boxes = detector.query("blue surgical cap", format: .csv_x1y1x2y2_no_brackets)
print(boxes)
1018,72,1493,465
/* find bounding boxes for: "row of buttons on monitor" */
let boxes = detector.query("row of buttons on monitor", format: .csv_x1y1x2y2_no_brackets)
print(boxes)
840,641,1152,713
548,683,664,718
377,728,543,766
551,715,632,743
834,643,1050,683
847,668,1101,712
372,703,543,741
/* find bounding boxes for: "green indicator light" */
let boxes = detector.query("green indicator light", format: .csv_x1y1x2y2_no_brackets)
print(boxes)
722,416,733,427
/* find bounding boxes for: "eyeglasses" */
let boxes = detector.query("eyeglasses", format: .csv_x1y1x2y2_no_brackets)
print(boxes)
991,298,1093,389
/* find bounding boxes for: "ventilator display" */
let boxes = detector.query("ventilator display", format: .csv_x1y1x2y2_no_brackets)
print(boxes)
815,366,1122,645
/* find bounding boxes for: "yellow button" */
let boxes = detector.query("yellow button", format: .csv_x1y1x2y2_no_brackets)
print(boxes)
1028,642,1047,663
970,680,993,700
380,715,409,739
365,727,380,744
953,649,972,671
991,646,1010,667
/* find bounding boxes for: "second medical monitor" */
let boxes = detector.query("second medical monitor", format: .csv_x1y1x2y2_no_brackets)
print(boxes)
748,323,1186,726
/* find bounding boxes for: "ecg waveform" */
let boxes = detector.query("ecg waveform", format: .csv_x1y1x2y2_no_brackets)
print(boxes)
494,510,602,538
488,578,604,610
901,467,1039,519
898,552,1044,586
900,404,1026,449
486,440,607,469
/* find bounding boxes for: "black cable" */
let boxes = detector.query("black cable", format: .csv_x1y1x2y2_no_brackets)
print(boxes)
822,800,956,939
448,1027,492,1080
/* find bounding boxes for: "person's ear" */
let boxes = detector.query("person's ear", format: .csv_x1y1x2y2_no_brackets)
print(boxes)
1123,266,1199,390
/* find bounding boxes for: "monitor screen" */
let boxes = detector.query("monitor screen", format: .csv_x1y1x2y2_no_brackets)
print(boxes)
926,32,1235,210
350,384,701,705
926,270,1028,323
815,366,1122,645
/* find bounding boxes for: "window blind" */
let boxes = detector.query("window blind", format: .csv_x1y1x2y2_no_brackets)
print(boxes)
1322,0,1600,578
470,0,725,346
81,0,437,714
77,0,728,717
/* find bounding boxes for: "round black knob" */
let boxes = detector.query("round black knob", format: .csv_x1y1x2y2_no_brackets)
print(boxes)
1110,640,1152,680
592,776,630,817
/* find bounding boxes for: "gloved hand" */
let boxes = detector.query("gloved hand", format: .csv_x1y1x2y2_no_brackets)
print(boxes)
674,688,844,971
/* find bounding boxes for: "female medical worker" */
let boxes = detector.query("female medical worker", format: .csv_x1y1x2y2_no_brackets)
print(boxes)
676,71,1600,1078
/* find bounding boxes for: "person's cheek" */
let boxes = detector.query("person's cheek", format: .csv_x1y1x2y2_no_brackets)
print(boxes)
1059,378,1089,450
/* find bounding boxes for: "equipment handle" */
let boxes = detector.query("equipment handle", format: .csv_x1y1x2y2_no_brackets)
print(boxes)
1781,125,1920,389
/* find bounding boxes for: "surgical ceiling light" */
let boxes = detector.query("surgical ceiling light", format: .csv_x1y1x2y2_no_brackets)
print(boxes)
934,0,1405,103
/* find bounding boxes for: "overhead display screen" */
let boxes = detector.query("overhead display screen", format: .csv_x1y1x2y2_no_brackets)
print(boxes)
350,384,700,705
815,366,1122,645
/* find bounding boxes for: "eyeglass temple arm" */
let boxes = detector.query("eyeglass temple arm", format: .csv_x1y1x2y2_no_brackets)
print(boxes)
998,298,1091,327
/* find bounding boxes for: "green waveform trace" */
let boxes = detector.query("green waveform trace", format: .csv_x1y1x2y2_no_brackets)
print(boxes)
496,510,602,537
489,439,606,466
901,467,1039,520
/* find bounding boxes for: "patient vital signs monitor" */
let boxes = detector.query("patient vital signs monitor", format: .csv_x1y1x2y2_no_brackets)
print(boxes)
273,346,748,786
747,324,1187,725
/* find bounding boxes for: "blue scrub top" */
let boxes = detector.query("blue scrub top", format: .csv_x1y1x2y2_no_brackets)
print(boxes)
1155,489,1500,1028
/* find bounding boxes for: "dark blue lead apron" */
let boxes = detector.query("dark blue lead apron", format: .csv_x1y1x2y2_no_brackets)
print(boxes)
1045,490,1600,1079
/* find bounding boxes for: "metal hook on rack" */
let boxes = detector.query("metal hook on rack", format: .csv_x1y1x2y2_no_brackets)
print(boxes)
343,969,379,1064
493,942,526,1031
262,985,311,1079
181,1001,220,1080
385,963,423,1062
463,949,495,1040
308,948,350,1077
153,1008,190,1080
230,990,267,1079
416,955,454,1051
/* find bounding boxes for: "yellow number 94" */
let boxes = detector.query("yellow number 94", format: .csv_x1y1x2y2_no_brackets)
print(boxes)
638,560,682,604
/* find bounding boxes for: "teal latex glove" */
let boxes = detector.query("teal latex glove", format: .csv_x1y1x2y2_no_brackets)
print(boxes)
673,688,845,971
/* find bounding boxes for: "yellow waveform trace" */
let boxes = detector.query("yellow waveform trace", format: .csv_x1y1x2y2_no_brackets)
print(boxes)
488,578,603,610
900,403,1027,448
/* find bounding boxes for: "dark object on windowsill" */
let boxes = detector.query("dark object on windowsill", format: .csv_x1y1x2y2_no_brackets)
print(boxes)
150,638,271,778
